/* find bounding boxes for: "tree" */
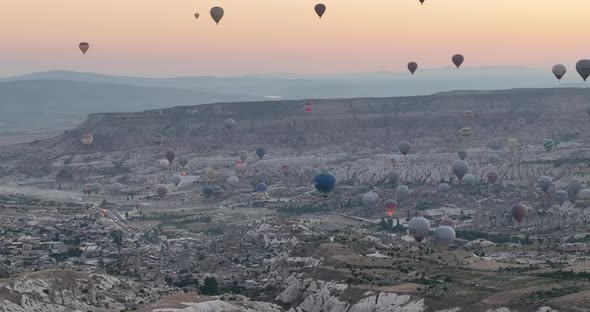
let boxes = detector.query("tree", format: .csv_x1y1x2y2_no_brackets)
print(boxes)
125,211,129,219
200,276,218,295
55,169,75,190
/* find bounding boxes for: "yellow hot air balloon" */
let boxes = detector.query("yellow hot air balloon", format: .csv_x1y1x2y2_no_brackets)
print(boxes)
507,138,521,152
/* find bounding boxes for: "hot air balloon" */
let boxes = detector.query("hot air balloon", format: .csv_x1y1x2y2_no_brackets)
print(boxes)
256,183,268,193
194,13,200,20
256,148,266,159
396,185,410,199
210,6,224,24
440,218,456,228
537,176,553,193
457,149,468,160
177,156,189,168
451,160,469,180
235,160,247,172
486,171,499,184
238,150,248,162
507,138,521,152
433,226,456,249
552,64,566,81
398,141,411,156
362,193,377,207
511,203,527,223
83,184,92,195
579,189,590,199
90,183,101,195
452,54,464,69
169,175,181,187
463,174,476,185
369,191,379,201
555,190,568,205
281,164,290,176
111,182,123,194
576,59,590,82
419,0,425,4
408,217,430,243
313,172,337,196
81,134,94,145
156,185,168,198
568,179,583,198
388,171,400,185
438,183,451,193
407,62,418,75
314,4,326,18
383,199,397,217
159,159,170,168
542,139,555,152
165,151,176,164
227,176,239,186
152,133,164,146
79,42,89,54
213,186,224,198
304,103,313,113
225,118,236,130
202,186,214,199
205,168,217,181
55,169,75,187
458,127,472,137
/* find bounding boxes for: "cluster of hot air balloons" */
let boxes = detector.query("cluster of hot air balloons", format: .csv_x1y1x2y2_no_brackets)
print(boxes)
407,217,455,250
552,60,590,82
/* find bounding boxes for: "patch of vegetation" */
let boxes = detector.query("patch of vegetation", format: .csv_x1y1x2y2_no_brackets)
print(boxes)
537,270,590,281
512,286,581,304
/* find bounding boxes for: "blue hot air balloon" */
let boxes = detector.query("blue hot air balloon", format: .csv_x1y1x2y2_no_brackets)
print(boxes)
202,186,214,199
256,148,266,159
313,172,337,196
256,183,268,193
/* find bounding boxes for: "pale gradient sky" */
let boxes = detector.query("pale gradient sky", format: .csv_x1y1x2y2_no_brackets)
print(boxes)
1,0,589,76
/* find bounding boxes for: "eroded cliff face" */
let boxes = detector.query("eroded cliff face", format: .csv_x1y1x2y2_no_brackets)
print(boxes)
0,269,175,312
8,88,590,156
272,274,559,312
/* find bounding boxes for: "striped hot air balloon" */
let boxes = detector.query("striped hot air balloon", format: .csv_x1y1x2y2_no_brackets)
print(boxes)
542,139,555,152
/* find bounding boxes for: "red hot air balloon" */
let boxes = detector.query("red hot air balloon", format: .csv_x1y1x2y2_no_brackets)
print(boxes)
304,103,313,113
235,160,246,172
440,219,456,228
314,4,326,18
383,199,397,217
79,42,90,54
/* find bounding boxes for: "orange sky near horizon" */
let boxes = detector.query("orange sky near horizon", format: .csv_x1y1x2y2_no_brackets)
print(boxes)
0,0,589,76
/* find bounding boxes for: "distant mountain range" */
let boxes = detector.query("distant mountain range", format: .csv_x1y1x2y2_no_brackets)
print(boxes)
0,67,587,145
2,66,586,99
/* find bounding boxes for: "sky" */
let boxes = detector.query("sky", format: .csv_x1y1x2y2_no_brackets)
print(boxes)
1,0,589,77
